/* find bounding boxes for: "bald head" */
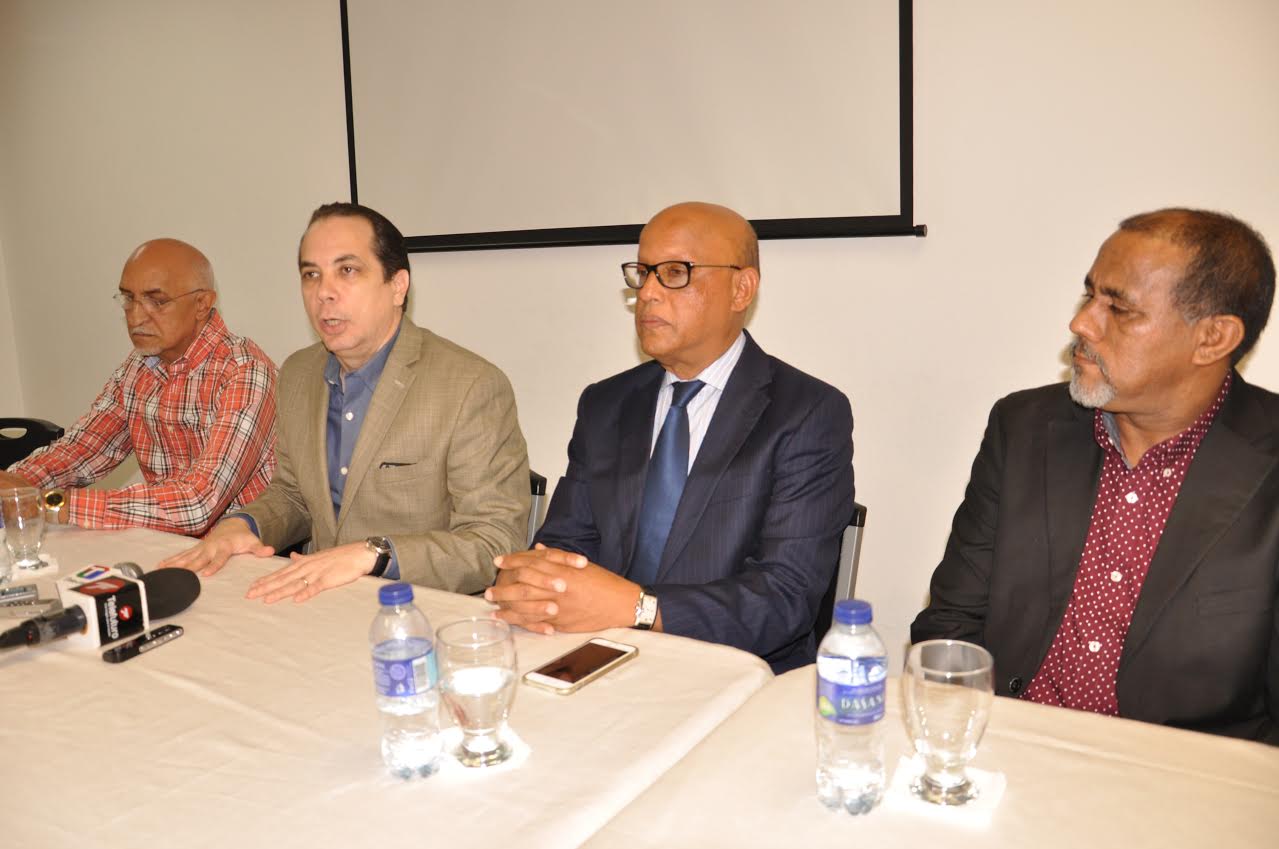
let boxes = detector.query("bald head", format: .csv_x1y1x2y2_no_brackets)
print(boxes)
118,238,218,364
123,238,216,293
642,202,760,273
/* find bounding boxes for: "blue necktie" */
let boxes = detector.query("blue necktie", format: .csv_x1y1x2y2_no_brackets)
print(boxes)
630,380,706,586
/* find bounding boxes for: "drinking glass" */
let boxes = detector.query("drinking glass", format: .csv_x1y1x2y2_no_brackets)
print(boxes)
902,639,994,805
0,487,46,569
437,617,518,767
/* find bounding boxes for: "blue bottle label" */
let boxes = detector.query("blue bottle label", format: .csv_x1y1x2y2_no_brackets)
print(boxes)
372,643,438,697
816,654,886,725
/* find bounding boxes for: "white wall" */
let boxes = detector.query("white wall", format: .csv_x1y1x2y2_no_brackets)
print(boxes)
0,0,345,422
2,1,1277,667
0,234,24,409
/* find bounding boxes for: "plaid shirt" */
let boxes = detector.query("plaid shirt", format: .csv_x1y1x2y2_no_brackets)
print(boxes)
10,310,277,535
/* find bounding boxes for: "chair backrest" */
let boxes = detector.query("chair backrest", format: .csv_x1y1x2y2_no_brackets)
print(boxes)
834,501,866,605
527,470,548,548
813,501,867,644
0,418,64,469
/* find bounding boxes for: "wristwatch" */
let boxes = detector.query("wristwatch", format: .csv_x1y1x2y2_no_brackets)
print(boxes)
366,536,393,578
633,587,658,630
42,489,67,523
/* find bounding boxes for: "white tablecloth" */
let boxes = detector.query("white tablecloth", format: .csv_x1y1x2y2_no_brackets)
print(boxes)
584,665,1279,848
0,526,771,848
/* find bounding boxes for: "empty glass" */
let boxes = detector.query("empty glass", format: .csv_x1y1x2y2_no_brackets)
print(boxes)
902,639,994,805
0,487,46,569
437,617,518,767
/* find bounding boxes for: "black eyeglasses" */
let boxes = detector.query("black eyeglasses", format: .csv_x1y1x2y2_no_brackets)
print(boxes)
620,260,742,290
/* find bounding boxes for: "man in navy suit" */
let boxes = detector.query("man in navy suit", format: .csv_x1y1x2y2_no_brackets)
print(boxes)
487,202,854,673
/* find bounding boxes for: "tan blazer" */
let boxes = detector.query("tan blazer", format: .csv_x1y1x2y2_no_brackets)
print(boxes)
241,318,529,594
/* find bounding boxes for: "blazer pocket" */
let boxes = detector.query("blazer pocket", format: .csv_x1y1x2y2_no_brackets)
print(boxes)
1197,587,1273,618
373,462,429,484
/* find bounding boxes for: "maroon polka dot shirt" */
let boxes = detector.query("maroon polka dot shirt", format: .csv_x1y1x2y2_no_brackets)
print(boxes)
1023,375,1233,714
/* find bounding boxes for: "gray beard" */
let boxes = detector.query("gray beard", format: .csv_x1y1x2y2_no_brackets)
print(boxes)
1068,365,1116,408
1067,339,1117,408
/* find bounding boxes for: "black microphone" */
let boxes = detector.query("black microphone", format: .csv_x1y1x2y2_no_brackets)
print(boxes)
139,568,201,619
0,567,201,650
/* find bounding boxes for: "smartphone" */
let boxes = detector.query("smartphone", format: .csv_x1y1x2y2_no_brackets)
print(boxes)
522,637,638,694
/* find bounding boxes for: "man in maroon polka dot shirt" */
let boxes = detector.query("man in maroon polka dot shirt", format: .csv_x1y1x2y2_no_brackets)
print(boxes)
913,208,1278,745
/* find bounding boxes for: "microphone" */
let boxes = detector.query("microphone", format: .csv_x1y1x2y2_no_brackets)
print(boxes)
0,567,200,650
0,606,87,649
113,561,145,579
139,568,201,619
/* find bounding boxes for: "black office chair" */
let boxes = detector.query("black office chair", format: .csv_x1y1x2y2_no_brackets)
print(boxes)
814,501,867,643
528,470,548,547
0,418,64,468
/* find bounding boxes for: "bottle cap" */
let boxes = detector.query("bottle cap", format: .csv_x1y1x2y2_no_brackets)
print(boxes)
833,598,872,625
378,582,414,606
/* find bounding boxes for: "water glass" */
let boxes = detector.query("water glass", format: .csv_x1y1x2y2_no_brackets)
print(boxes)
902,639,994,805
437,617,518,767
0,487,46,569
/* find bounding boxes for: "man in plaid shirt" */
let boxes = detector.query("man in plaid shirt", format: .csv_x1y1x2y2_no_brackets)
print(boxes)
1,239,277,536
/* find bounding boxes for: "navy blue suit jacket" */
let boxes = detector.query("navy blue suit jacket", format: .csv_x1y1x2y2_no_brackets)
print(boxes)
535,332,855,673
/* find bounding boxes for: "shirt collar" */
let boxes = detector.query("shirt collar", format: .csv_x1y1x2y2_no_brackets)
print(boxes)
661,331,746,392
142,309,228,377
1094,372,1233,466
324,317,402,390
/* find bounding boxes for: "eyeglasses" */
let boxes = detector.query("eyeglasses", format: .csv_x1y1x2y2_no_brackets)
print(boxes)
113,288,208,313
621,260,742,290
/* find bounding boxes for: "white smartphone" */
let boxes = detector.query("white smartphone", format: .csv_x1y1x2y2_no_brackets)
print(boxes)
522,637,638,694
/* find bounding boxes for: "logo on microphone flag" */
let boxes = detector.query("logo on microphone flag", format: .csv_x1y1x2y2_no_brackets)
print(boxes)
75,566,110,581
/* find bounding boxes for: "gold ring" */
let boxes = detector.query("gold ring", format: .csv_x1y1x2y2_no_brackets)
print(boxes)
300,576,310,588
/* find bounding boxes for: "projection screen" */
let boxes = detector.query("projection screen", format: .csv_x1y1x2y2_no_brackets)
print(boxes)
342,0,921,250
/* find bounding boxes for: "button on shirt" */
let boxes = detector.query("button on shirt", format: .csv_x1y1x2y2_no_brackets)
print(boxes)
325,331,398,512
650,331,746,467
323,322,402,578
1023,374,1232,714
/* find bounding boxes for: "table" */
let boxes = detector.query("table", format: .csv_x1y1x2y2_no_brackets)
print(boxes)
0,526,772,848
584,665,1279,848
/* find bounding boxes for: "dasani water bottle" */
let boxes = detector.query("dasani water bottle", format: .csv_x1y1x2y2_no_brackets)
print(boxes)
370,582,441,778
815,598,887,814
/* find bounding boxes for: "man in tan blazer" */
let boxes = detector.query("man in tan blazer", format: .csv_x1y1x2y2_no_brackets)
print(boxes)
162,203,529,599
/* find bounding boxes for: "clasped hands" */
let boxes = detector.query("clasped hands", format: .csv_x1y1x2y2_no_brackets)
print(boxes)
157,517,376,603
485,543,641,635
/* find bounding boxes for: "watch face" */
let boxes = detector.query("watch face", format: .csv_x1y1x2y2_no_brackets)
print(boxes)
366,536,392,555
44,491,65,509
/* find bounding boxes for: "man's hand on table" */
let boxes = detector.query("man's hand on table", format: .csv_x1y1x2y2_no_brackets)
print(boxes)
245,542,377,604
157,516,274,576
486,544,643,635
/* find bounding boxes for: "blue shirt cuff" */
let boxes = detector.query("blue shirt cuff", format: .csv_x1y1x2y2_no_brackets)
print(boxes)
226,512,260,538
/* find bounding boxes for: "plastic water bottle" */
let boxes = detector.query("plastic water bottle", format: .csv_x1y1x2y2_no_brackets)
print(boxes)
370,582,441,779
815,598,887,815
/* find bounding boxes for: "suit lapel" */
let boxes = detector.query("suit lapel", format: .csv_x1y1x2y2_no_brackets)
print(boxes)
1125,380,1278,659
302,350,338,541
1044,406,1103,618
336,321,423,529
618,366,666,570
655,335,771,581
